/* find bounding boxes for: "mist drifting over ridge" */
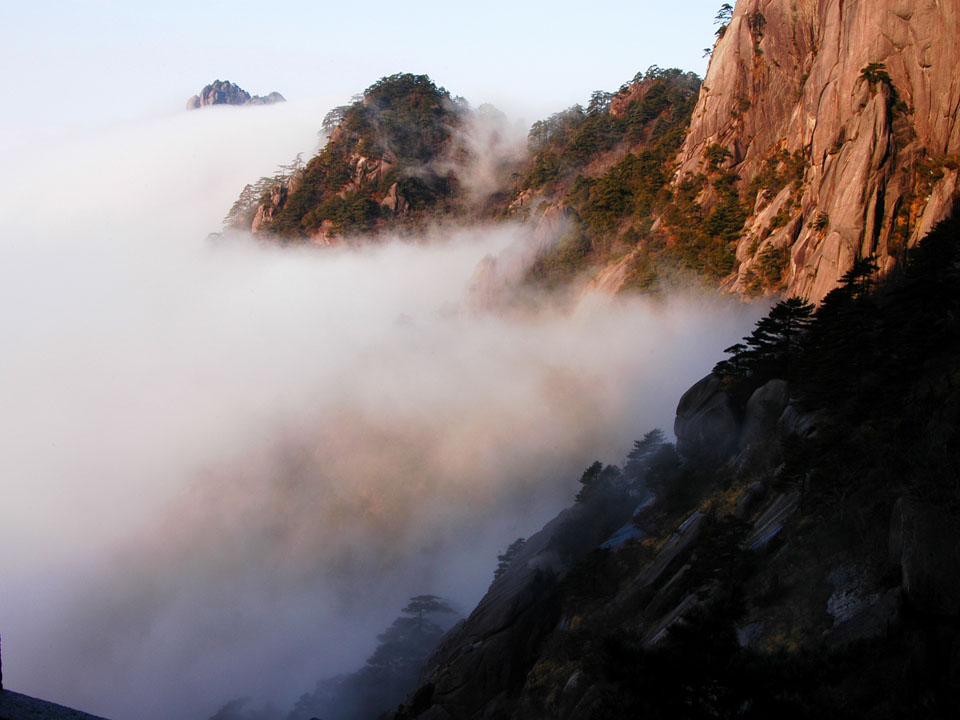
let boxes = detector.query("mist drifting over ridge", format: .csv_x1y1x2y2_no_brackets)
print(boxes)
0,100,759,720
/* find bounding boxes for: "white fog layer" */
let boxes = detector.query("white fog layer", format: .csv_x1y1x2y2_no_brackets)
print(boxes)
0,102,759,719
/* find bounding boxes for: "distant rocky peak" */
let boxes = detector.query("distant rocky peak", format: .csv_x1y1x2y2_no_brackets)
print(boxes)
186,80,285,110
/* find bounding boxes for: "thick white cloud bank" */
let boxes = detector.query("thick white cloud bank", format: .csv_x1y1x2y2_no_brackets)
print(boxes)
0,103,758,720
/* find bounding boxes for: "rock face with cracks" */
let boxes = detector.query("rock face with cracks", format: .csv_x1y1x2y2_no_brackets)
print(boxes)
674,0,960,302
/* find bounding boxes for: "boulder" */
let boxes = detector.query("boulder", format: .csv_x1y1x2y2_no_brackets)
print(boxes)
674,374,740,464
737,379,790,471
889,497,960,616
740,379,789,447
557,670,590,720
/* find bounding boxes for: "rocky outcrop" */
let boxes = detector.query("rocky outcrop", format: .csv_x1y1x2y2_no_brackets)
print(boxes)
674,0,960,302
603,511,707,625
250,169,304,234
380,181,410,216
186,80,285,110
826,587,900,647
608,79,653,118
387,342,960,719
232,74,464,241
249,149,398,237
737,378,790,471
391,484,636,720
337,149,396,197
673,374,740,463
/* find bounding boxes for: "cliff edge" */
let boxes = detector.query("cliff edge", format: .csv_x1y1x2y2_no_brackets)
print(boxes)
676,0,960,301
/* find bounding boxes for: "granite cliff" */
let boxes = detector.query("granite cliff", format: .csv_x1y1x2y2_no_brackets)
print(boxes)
672,0,960,302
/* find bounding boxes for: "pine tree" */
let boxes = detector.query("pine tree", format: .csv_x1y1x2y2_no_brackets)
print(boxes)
623,429,666,481
493,538,527,583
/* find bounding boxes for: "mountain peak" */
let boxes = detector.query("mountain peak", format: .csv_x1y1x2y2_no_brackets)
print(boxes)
186,80,285,110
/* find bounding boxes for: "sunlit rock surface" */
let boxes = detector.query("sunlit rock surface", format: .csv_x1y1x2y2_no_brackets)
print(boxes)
674,0,960,301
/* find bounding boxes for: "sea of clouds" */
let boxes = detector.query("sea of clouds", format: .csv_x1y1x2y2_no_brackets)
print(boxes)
0,100,759,719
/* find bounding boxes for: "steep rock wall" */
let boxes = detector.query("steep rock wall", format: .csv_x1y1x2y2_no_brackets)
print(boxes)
676,0,960,301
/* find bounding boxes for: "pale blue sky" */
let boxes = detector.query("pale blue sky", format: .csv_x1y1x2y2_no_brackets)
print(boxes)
3,0,721,128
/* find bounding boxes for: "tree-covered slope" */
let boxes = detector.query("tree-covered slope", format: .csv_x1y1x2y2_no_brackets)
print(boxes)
506,67,703,291
226,74,470,242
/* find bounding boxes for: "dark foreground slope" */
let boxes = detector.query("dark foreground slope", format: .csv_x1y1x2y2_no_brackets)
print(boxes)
387,209,960,720
0,690,108,720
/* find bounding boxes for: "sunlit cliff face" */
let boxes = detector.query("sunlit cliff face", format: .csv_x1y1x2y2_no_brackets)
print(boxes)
0,101,757,720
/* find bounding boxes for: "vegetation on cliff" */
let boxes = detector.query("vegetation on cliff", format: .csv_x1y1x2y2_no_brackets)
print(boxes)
673,0,960,301
516,67,702,289
224,2,959,303
230,73,468,241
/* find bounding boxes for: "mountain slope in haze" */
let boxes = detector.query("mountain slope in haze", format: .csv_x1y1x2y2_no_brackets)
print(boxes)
227,67,705,294
503,67,703,293
225,73,482,244
386,206,960,720
187,80,285,110
228,0,958,304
